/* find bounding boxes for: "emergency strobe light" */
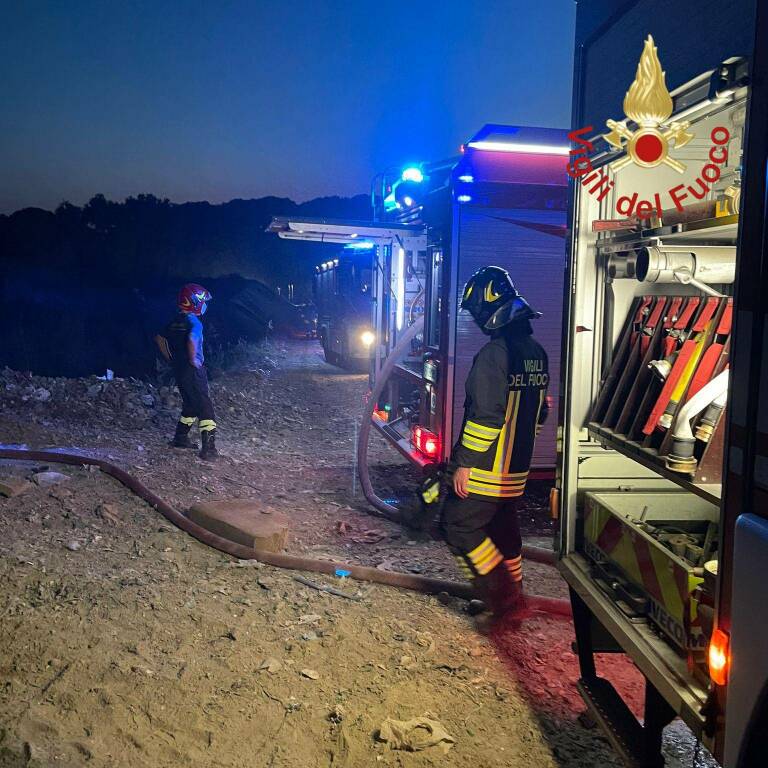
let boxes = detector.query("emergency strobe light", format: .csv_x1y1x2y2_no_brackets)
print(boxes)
411,425,440,459
401,166,425,183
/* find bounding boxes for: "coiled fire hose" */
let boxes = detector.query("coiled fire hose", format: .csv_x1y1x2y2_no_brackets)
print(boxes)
355,318,559,569
0,446,570,617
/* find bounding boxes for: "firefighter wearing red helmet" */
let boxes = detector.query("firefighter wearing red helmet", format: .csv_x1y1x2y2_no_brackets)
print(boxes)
440,266,549,628
154,284,219,460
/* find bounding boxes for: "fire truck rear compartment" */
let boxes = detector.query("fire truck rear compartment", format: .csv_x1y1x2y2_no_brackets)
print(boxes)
559,79,747,755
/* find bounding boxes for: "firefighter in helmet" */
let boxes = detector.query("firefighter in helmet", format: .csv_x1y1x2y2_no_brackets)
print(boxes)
441,266,549,625
154,284,219,460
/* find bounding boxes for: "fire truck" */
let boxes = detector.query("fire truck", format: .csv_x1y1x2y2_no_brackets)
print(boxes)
368,125,569,473
310,241,372,369
266,217,426,370
269,125,568,473
557,2,768,766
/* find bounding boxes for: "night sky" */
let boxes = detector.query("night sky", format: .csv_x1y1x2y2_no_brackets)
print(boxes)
1,0,576,214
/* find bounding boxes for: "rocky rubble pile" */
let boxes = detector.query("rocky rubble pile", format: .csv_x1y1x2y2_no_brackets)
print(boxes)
0,345,281,436
0,366,179,430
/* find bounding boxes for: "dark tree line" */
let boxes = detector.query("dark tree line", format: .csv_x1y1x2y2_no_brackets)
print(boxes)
0,192,369,377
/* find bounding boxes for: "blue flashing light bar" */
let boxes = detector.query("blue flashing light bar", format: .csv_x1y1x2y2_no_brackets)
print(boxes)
401,166,424,183
467,140,569,155
464,124,570,156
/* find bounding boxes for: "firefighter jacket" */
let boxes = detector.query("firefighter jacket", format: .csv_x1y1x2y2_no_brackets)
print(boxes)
452,328,549,500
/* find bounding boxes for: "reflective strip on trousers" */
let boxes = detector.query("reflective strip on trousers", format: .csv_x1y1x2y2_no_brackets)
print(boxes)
467,537,503,575
504,557,523,582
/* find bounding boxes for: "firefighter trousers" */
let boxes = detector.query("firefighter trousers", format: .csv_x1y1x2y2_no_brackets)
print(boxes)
440,493,522,581
174,365,217,428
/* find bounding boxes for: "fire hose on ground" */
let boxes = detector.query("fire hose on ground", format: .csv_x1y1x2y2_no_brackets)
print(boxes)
0,447,570,617
354,319,570,615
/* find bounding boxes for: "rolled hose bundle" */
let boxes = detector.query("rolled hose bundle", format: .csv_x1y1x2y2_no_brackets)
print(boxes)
0,446,570,617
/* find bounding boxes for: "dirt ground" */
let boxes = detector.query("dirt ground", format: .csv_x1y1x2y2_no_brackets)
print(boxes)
0,339,713,767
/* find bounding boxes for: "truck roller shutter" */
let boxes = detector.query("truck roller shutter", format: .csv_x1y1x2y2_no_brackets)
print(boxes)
454,206,565,470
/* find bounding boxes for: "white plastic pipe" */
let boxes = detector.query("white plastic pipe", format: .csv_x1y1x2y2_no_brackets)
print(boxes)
635,245,736,284
709,387,728,411
672,369,730,441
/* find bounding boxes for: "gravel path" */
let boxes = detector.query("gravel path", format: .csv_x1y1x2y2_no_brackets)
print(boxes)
0,339,712,767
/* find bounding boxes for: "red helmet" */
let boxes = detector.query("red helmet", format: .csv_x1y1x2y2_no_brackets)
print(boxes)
177,283,212,315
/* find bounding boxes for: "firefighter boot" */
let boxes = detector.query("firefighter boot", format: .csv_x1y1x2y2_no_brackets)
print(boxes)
472,567,524,633
199,429,219,461
171,420,198,449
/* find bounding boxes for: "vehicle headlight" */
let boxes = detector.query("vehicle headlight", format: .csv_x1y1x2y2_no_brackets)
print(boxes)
360,330,376,347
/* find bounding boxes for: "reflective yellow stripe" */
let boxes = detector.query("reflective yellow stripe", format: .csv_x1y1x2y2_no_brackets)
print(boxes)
466,483,524,498
467,482,524,494
534,390,546,439
464,420,501,439
493,392,517,473
503,390,522,474
475,545,502,569
461,434,493,452
476,551,503,575
179,416,197,426
199,419,217,432
463,431,497,445
468,537,495,563
472,469,528,478
469,468,528,486
468,477,526,489
473,540,499,564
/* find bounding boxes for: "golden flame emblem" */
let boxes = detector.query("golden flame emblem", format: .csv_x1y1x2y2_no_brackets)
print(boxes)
624,36,673,125
604,35,693,173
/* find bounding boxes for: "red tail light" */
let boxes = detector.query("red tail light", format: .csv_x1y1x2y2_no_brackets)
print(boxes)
412,426,441,459
709,628,730,686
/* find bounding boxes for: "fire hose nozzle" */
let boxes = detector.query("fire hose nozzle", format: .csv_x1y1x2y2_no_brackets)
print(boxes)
665,369,729,473
665,436,698,473
648,358,672,380
658,410,675,430
694,400,726,443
